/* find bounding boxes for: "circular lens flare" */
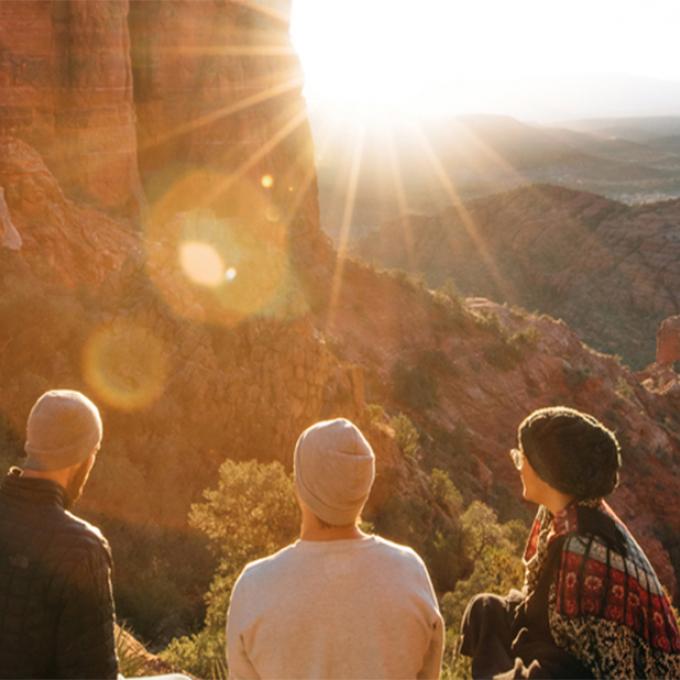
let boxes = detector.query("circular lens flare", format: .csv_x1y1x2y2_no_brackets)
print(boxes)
83,321,168,412
179,241,224,287
143,170,308,326
261,174,274,189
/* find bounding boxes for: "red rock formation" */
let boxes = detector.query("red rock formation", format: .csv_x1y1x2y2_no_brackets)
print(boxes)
128,0,320,237
0,0,142,214
0,136,137,285
358,184,680,367
657,315,680,365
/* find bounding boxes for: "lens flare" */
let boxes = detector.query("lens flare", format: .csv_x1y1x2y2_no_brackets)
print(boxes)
83,321,168,412
179,241,225,287
143,170,307,326
261,174,274,188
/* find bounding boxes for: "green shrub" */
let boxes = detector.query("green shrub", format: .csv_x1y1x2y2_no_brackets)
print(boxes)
115,624,153,678
365,403,387,423
482,327,536,371
389,413,421,462
562,362,591,390
439,502,525,679
161,459,299,678
375,468,466,592
483,340,522,371
432,280,468,331
391,359,438,410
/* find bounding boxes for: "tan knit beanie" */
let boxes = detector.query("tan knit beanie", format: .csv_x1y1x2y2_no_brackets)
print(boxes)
294,418,375,526
24,390,103,471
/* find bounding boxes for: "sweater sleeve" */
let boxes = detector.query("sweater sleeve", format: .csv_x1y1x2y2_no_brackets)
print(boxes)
417,558,445,680
227,570,261,680
54,539,118,679
418,612,444,680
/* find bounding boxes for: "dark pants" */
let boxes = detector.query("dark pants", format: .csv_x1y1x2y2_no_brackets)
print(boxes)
459,592,592,680
459,593,518,679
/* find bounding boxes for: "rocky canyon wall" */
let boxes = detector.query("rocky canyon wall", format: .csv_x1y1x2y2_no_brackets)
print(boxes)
0,0,141,214
0,0,319,231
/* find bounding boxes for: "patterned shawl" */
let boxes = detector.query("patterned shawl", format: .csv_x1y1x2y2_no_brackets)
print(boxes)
523,500,680,679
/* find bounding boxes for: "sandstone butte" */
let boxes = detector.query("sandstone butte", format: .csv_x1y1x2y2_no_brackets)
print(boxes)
1,0,680,644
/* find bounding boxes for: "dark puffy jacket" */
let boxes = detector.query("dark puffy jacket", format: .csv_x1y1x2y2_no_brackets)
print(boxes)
0,467,118,678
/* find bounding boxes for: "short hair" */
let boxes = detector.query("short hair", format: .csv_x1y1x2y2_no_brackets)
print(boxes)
518,406,621,499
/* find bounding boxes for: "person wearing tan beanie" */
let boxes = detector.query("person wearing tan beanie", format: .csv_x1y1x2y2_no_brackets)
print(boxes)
227,418,444,679
0,389,118,678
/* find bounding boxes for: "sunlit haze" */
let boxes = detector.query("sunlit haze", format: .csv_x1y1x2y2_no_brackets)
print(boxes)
291,0,680,121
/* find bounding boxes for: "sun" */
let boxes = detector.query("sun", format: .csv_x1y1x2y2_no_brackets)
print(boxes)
291,0,453,119
291,0,680,122
290,0,542,120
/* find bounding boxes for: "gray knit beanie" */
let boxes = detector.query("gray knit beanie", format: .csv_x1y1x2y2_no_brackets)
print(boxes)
24,390,103,471
294,418,375,526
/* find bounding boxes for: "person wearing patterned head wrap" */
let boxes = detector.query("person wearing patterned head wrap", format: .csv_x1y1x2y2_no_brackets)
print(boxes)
458,406,680,679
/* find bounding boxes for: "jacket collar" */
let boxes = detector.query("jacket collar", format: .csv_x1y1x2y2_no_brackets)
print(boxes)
0,467,66,509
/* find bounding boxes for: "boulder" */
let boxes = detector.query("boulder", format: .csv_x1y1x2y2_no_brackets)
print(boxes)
657,316,680,365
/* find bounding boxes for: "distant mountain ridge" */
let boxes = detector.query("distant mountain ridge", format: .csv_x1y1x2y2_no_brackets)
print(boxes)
312,113,680,242
561,116,680,143
356,183,680,368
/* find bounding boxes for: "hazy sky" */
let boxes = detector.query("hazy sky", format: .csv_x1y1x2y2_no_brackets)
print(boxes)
290,0,680,120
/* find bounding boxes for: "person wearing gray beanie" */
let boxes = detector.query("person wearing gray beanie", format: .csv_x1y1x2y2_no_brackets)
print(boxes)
227,417,444,679
458,406,680,679
0,389,118,678
294,417,375,527
24,389,103,473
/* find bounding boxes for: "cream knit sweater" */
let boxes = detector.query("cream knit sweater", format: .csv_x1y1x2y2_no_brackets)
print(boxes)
227,535,444,679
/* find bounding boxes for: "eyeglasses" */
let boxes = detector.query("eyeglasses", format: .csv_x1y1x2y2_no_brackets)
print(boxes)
510,447,524,471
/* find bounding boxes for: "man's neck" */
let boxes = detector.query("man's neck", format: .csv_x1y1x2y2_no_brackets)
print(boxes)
20,467,68,490
300,523,365,542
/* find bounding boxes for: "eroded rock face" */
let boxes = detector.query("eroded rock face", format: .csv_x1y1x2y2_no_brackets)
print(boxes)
0,0,142,214
0,187,22,250
0,136,137,284
358,184,680,367
0,0,319,230
657,316,680,365
128,0,319,236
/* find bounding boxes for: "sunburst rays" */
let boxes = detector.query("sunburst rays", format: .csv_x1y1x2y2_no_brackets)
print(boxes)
139,76,304,152
413,122,516,302
385,128,417,273
326,124,365,329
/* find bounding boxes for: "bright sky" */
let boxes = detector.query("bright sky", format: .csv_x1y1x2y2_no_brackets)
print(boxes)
290,0,680,118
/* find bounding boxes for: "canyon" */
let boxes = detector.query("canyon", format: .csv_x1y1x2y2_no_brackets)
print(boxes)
1,0,680,650
358,184,680,368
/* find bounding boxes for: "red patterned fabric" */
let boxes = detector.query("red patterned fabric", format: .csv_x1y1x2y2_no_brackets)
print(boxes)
528,501,680,654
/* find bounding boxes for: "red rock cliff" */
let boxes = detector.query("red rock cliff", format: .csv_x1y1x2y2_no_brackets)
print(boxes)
0,0,319,230
0,0,142,214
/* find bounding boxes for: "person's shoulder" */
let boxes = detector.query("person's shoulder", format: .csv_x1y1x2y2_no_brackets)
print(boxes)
58,510,112,561
234,542,299,589
368,535,429,571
